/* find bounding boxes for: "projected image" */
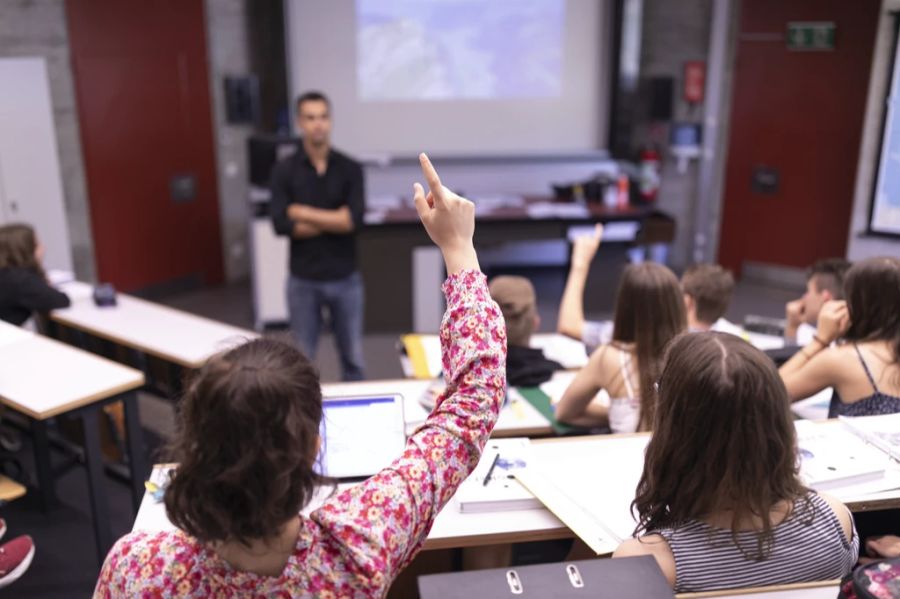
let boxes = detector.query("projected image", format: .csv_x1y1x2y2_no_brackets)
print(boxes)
357,0,565,101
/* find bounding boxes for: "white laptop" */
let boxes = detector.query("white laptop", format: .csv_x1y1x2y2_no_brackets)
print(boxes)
317,394,407,480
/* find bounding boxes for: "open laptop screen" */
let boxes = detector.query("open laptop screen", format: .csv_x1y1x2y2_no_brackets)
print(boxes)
318,394,406,480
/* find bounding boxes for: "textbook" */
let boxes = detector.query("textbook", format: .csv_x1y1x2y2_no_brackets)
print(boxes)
455,438,543,513
839,413,900,462
795,420,890,490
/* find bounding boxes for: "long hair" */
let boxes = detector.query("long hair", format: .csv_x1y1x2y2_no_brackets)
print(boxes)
611,263,686,430
843,257,900,386
0,223,43,277
632,332,809,560
165,338,326,545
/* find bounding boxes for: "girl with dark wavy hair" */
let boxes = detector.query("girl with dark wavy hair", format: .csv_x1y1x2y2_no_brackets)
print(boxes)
615,332,858,593
0,223,69,326
94,155,507,597
780,256,900,417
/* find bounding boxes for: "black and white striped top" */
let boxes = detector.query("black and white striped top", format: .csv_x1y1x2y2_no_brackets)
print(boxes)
653,492,859,593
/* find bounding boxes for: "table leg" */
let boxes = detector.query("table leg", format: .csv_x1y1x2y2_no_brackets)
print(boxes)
81,406,114,563
121,392,146,513
30,419,58,510
168,362,184,397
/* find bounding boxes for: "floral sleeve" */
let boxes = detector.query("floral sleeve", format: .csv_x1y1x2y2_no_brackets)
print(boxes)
311,269,506,581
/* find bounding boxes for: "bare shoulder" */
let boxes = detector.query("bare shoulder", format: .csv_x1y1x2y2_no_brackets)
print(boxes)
815,492,854,543
613,534,676,587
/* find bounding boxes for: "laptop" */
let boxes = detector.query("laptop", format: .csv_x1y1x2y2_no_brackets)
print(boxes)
317,394,407,481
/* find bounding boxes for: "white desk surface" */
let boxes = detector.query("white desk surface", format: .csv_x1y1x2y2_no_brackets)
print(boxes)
132,465,568,550
0,332,144,419
0,320,35,348
321,378,554,438
52,281,258,368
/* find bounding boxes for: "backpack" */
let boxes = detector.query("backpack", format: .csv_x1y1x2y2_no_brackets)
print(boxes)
838,558,900,598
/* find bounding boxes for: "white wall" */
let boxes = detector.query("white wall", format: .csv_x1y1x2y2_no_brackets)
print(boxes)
847,0,900,260
0,57,73,272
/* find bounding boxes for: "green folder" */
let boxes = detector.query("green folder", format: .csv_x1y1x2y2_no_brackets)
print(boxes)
515,386,583,436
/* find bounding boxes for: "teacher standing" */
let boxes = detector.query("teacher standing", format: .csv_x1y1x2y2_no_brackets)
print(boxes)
270,91,366,381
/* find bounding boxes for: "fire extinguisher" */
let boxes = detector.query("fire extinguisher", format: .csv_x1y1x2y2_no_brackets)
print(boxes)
638,146,661,203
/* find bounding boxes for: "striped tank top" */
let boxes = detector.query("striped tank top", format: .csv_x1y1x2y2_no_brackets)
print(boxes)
653,492,859,593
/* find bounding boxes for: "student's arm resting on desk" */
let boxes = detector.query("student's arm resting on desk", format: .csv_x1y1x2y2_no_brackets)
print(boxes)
311,270,506,580
555,345,610,427
17,269,70,312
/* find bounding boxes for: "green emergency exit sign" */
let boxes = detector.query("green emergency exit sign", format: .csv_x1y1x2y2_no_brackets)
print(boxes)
787,22,836,51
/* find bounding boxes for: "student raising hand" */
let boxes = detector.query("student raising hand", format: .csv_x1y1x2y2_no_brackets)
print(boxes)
413,153,479,275
571,223,604,271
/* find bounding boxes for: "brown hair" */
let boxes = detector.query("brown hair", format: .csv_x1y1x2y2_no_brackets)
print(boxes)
843,257,900,382
165,338,325,545
489,275,537,347
808,258,851,299
633,332,809,559
681,263,734,325
611,263,686,430
0,223,43,276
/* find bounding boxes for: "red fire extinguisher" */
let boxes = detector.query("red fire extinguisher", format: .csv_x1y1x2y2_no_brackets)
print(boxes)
638,146,661,203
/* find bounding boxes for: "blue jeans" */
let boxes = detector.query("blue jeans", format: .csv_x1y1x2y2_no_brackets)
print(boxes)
288,271,366,381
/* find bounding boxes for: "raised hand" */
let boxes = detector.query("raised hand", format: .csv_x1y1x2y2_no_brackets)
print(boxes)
413,153,479,275
571,223,603,272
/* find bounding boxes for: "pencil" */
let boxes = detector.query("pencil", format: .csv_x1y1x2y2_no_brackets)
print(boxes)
483,452,501,486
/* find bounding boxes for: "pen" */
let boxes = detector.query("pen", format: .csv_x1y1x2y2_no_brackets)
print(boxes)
483,452,500,487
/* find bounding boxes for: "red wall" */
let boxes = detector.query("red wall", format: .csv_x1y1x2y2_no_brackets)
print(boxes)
718,0,880,274
67,0,223,291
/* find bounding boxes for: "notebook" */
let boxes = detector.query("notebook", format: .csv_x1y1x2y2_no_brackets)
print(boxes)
795,420,890,490
317,394,406,480
839,413,900,462
454,438,542,513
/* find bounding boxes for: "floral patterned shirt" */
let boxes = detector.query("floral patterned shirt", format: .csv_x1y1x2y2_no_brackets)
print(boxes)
94,270,506,598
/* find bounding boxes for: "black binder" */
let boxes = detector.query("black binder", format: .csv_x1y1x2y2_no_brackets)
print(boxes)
418,556,674,598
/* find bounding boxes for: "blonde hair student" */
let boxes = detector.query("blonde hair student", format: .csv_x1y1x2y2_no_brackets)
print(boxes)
615,332,858,593
555,262,685,432
93,154,507,598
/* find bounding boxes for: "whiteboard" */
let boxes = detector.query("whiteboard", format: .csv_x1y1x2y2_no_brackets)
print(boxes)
870,26,900,235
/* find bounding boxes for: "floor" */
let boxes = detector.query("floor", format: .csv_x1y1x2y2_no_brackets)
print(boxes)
7,266,801,597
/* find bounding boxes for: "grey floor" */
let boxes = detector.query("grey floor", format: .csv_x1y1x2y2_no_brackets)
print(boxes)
8,265,802,597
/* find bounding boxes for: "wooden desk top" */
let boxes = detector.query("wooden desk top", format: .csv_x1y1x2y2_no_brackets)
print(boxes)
0,333,144,419
51,282,259,369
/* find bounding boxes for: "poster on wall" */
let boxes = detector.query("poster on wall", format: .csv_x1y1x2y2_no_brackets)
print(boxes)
870,24,900,236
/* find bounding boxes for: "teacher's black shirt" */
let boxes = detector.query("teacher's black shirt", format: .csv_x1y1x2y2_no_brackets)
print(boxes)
269,147,365,281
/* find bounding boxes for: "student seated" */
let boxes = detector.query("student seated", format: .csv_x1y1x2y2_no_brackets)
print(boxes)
555,262,685,432
680,263,737,333
615,332,858,593
780,257,900,417
489,275,561,386
785,258,851,345
0,223,70,326
93,154,507,598
556,227,732,352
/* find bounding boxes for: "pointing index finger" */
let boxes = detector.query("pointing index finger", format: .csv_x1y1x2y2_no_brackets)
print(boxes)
419,153,446,207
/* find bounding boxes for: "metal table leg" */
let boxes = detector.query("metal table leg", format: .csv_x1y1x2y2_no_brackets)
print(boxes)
80,406,114,563
30,419,58,510
121,391,146,513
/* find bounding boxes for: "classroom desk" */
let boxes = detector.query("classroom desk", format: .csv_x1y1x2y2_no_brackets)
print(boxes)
321,378,555,439
131,420,900,555
677,580,840,598
50,281,258,370
0,321,146,561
